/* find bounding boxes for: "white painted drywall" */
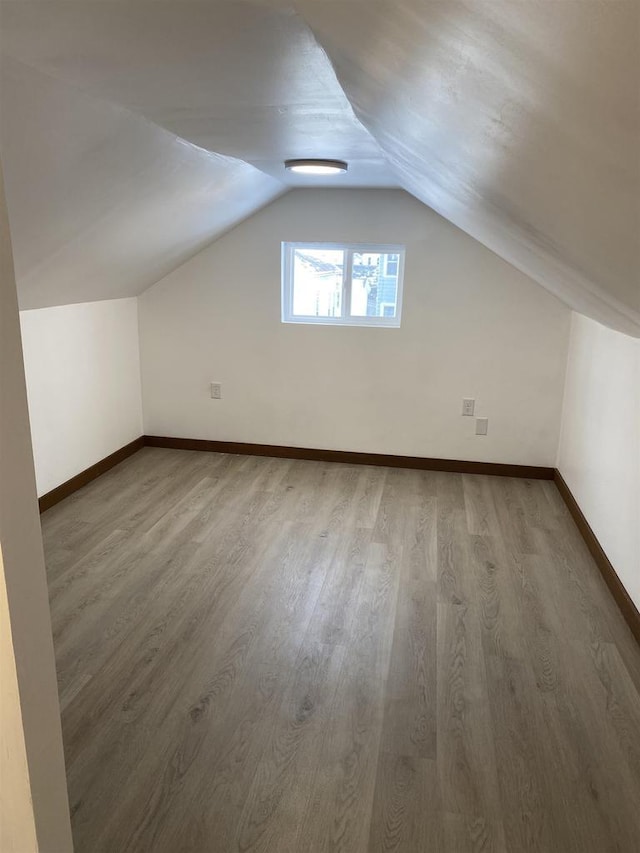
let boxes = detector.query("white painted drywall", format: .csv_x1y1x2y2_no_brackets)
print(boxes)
139,189,570,466
0,166,72,851
557,313,640,609
20,298,143,496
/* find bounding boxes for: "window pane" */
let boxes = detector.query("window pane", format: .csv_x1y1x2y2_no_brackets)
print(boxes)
350,252,399,318
385,254,399,276
292,248,344,317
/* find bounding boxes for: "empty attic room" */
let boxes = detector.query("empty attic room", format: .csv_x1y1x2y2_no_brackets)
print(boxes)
1,2,640,852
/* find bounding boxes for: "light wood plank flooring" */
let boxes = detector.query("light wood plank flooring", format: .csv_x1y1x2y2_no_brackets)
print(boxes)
41,448,640,852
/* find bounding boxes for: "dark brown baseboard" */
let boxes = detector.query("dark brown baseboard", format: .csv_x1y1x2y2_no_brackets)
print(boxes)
143,435,554,479
554,469,640,646
38,437,145,513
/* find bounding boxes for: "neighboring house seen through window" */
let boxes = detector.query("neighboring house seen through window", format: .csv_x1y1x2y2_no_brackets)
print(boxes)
281,242,405,327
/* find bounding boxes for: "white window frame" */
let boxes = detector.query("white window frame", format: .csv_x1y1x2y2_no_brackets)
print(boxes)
281,242,405,328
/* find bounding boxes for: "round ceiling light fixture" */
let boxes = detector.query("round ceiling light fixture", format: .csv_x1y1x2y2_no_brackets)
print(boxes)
284,158,348,176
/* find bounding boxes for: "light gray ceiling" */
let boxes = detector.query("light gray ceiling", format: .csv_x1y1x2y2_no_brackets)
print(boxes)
1,59,284,308
1,0,638,334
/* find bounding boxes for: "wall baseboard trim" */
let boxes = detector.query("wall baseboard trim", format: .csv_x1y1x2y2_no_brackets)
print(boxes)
553,469,640,646
38,437,145,513
143,435,554,479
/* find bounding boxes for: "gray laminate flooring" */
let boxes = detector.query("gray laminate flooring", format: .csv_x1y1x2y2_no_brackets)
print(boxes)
41,448,640,852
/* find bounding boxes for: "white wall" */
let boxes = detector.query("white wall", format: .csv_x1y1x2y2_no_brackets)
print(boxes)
1,166,72,851
20,298,143,496
140,189,570,466
558,313,640,609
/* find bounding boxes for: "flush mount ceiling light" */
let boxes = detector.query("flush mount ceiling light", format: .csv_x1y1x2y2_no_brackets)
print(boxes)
284,159,348,176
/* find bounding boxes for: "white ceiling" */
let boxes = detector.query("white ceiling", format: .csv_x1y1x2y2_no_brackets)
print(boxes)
299,0,640,335
1,59,284,308
1,0,638,333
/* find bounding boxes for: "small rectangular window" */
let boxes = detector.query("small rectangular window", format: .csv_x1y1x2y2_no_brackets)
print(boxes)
282,242,405,327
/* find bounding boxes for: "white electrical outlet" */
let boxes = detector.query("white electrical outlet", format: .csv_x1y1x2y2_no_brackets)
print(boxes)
210,382,222,400
462,398,475,416
475,417,489,436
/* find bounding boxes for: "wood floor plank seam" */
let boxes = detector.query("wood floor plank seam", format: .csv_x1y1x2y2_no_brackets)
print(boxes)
41,449,640,851
40,437,638,648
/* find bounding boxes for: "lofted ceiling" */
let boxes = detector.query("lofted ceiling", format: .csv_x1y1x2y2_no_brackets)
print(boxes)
0,0,638,334
0,58,284,308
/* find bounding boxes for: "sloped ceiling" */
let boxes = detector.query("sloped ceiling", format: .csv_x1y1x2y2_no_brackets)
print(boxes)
1,0,638,335
0,59,285,308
